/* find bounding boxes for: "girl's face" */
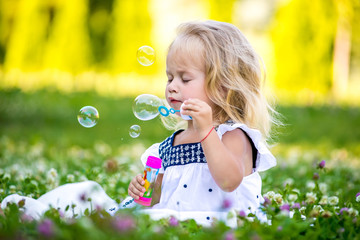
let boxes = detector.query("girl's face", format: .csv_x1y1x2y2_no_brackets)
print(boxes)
165,48,213,112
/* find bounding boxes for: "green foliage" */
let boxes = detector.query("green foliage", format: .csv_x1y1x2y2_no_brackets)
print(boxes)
0,141,359,239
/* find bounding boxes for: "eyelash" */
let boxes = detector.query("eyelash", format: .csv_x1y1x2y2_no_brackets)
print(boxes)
167,76,191,83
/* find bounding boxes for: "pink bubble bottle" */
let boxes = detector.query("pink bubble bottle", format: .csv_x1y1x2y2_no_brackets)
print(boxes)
134,156,162,206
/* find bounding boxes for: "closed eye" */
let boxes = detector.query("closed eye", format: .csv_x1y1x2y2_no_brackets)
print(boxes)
167,74,173,82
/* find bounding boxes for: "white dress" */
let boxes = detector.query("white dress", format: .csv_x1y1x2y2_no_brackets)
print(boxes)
134,122,276,226
1,122,276,227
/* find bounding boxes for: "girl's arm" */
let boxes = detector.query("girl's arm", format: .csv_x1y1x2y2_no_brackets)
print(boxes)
181,99,253,192
201,128,253,192
151,173,163,206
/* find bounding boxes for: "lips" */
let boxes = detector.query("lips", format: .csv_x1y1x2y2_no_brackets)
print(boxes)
168,97,181,104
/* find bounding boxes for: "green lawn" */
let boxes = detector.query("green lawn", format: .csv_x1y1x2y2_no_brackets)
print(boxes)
0,88,359,239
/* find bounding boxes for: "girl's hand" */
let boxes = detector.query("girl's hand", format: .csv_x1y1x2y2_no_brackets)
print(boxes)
128,174,145,200
181,98,213,139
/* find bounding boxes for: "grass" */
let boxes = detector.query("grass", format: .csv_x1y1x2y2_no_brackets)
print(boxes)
0,88,360,239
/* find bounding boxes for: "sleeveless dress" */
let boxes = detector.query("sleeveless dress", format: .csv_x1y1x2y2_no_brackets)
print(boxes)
131,121,276,226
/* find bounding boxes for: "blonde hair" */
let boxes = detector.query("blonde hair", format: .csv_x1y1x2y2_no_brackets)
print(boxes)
166,20,278,141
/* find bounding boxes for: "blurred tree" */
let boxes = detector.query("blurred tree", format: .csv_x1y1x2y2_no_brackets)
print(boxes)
350,3,360,91
0,0,20,64
332,0,359,99
108,0,153,74
209,0,236,22
271,0,337,99
2,0,52,71
42,0,92,73
271,0,360,101
87,0,114,69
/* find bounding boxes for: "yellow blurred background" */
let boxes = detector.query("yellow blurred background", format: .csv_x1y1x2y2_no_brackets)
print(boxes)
0,0,359,104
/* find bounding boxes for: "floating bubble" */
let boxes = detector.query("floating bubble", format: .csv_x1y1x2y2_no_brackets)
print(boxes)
77,106,99,128
129,125,141,138
136,46,155,66
133,94,162,121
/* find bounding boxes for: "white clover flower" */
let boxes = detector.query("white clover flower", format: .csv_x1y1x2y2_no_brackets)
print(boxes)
264,191,275,201
48,168,58,178
283,178,294,186
310,209,320,217
47,177,56,186
66,174,75,182
313,205,324,212
279,209,289,217
9,185,16,194
306,192,317,204
306,181,316,190
36,161,46,174
288,194,298,202
328,196,339,206
319,183,328,194
79,175,88,181
319,196,328,205
292,188,300,194
274,193,283,205
3,173,11,181
16,173,25,182
348,208,359,217
356,195,360,203
321,210,332,218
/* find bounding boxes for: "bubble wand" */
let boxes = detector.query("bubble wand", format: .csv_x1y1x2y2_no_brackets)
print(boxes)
158,104,192,120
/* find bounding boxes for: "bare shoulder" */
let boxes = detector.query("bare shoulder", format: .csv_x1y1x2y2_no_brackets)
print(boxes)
222,128,249,144
221,128,252,156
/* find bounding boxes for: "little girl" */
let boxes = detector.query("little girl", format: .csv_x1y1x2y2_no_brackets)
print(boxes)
1,20,277,226
126,20,277,225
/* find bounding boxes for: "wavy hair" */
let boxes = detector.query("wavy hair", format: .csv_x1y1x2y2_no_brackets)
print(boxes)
166,20,279,141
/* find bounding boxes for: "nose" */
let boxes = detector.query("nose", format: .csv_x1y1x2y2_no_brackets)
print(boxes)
167,79,178,93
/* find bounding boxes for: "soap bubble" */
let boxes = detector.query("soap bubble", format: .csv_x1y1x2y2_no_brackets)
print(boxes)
136,46,155,66
132,94,162,121
129,125,141,138
77,106,99,128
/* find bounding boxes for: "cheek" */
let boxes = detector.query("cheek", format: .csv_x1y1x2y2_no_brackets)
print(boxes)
165,90,170,102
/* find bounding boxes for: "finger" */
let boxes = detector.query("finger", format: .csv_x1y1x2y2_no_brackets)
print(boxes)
128,184,144,199
136,174,145,185
132,177,146,193
184,98,203,105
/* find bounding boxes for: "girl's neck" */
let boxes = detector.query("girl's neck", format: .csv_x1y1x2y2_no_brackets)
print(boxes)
173,121,199,146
